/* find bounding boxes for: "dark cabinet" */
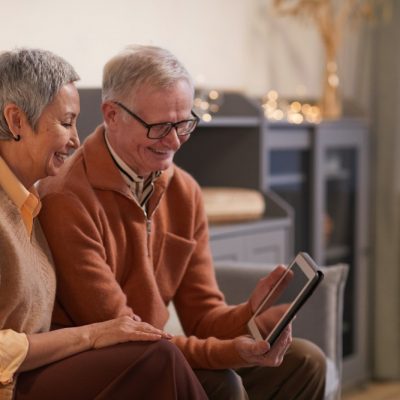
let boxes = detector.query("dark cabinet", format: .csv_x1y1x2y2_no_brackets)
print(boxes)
265,118,370,386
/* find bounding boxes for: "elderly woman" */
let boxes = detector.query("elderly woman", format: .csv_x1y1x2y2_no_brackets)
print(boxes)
0,48,207,400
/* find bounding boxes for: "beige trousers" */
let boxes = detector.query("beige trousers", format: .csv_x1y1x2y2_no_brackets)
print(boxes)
195,338,327,400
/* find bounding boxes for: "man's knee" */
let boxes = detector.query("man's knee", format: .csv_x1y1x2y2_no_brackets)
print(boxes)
290,338,327,379
194,369,248,400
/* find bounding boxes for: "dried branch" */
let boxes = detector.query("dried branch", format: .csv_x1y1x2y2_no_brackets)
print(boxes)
272,0,392,58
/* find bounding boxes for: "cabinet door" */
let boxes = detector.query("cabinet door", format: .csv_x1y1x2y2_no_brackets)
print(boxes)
324,148,357,358
244,230,288,263
210,227,289,264
209,236,244,262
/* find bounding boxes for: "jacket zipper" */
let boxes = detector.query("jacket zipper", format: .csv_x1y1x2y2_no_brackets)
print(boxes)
142,197,163,258
143,209,151,257
128,178,166,258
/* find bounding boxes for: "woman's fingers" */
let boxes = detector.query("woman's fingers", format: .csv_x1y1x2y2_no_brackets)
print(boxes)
134,321,172,339
90,316,173,349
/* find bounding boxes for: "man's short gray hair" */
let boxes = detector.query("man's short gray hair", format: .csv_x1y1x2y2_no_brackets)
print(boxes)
0,48,79,140
102,45,193,103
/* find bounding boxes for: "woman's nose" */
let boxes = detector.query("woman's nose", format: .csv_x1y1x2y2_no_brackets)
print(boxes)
69,128,80,149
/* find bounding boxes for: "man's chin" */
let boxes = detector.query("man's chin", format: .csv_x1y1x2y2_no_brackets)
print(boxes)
46,164,62,178
155,159,174,171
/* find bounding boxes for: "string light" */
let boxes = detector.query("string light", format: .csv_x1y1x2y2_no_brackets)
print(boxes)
262,90,322,124
194,88,224,122
193,84,322,125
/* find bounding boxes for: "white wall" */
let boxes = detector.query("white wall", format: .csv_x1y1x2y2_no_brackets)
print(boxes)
0,0,250,89
0,0,368,106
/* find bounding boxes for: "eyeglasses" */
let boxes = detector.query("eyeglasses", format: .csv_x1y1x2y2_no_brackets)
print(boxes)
114,101,200,140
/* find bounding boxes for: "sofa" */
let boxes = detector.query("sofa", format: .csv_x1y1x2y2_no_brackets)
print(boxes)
166,261,348,400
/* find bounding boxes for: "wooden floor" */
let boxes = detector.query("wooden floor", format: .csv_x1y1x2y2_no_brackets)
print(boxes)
342,381,400,400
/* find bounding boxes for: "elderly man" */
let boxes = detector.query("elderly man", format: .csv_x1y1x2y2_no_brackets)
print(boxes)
39,45,326,399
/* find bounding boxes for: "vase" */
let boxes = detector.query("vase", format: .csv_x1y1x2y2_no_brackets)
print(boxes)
320,58,342,119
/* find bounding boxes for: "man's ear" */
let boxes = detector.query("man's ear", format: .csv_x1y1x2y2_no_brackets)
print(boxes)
102,101,118,129
3,103,26,137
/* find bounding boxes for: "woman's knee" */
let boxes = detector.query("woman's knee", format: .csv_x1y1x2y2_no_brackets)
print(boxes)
143,339,189,368
136,340,207,399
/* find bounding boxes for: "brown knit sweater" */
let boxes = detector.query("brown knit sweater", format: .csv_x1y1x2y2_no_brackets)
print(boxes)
0,188,56,399
39,125,252,370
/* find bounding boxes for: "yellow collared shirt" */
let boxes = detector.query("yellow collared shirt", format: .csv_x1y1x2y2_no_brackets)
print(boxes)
0,330,29,385
0,157,40,237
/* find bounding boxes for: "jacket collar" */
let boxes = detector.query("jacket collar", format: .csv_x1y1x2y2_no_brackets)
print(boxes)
83,124,174,202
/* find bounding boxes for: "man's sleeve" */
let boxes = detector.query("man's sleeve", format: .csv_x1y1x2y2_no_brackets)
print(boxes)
173,183,253,339
169,183,254,368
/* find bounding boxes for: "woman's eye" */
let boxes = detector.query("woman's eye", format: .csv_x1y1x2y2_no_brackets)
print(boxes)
62,122,72,128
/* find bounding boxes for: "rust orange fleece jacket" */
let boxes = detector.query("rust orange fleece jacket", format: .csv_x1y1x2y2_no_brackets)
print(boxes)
38,125,253,369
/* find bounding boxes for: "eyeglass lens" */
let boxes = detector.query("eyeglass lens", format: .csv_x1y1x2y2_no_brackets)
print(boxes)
148,120,197,139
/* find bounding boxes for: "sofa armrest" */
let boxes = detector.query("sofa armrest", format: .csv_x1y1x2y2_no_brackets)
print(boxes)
214,260,348,400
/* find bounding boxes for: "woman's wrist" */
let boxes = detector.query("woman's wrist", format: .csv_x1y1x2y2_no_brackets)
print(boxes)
76,324,96,351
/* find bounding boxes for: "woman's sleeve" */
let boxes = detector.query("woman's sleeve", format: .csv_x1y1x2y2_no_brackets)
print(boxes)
0,330,29,385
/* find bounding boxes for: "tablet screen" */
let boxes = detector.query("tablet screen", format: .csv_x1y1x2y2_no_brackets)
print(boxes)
248,253,322,344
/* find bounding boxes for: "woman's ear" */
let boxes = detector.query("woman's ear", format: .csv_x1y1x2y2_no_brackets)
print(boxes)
3,103,26,138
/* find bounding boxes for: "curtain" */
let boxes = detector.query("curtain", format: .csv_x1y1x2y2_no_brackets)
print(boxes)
371,0,400,379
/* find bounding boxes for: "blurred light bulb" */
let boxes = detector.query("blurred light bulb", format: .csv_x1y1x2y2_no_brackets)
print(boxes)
202,113,212,122
209,90,219,100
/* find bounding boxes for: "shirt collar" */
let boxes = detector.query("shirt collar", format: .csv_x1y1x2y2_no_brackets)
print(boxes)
0,157,41,236
104,131,162,184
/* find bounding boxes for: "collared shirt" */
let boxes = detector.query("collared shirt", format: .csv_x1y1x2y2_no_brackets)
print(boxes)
0,157,41,237
104,132,161,209
0,157,32,388
0,330,29,386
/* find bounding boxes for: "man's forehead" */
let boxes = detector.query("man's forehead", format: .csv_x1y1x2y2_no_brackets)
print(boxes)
126,81,194,106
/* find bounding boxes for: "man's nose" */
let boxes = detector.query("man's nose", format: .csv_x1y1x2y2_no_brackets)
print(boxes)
161,127,181,148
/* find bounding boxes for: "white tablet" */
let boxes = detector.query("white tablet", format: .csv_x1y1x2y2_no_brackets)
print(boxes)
247,252,324,346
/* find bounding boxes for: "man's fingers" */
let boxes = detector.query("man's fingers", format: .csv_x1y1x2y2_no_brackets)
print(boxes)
252,340,270,356
250,265,287,312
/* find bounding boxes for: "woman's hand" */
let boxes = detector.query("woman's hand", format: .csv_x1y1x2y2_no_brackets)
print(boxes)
88,316,172,349
21,316,172,372
233,324,292,367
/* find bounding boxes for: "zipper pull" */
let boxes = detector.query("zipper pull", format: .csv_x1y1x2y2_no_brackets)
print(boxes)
146,219,151,256
146,219,152,236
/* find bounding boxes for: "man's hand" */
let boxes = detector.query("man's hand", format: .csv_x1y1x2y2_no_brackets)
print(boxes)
254,303,291,337
234,325,292,367
248,265,288,314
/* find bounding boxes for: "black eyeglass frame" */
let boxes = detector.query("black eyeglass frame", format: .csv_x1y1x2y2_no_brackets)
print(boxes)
113,101,200,140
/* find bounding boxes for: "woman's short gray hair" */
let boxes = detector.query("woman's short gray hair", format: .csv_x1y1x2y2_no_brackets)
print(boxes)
102,45,193,103
0,48,79,140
